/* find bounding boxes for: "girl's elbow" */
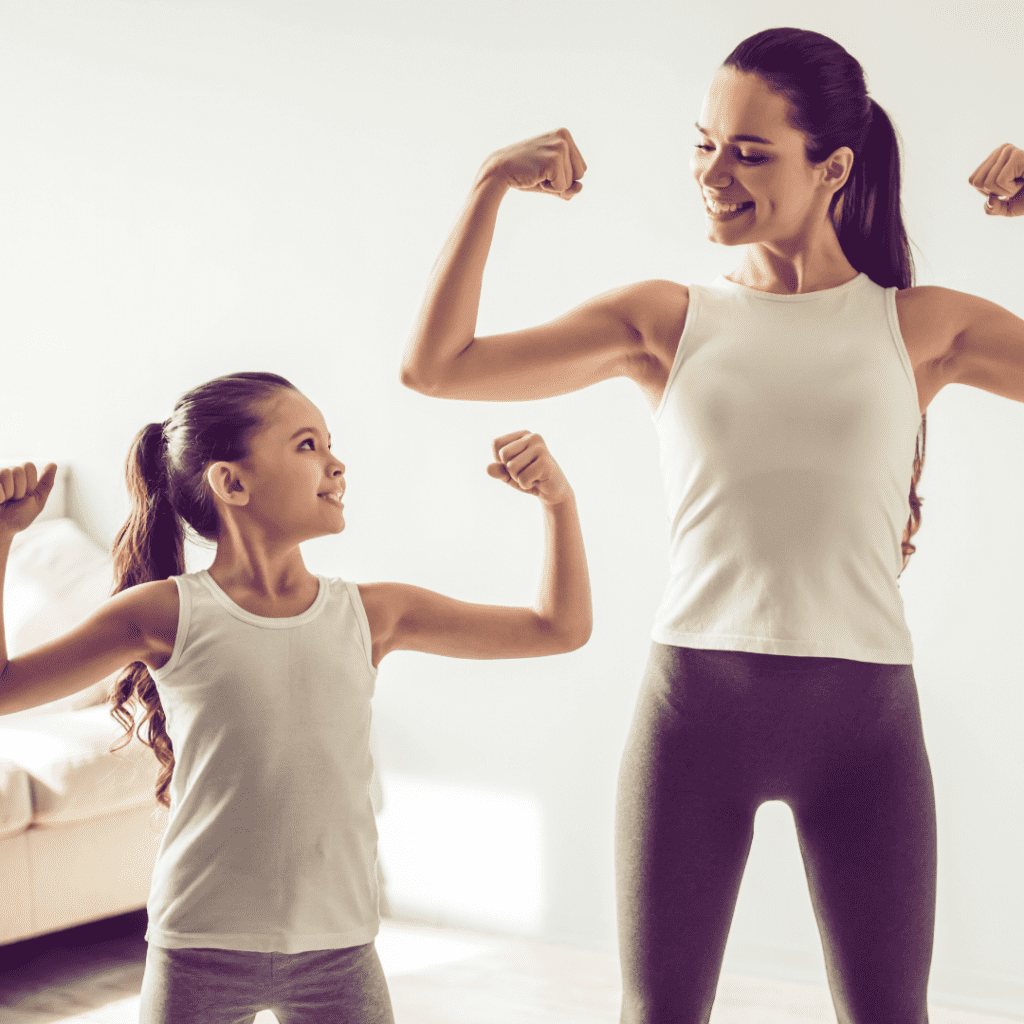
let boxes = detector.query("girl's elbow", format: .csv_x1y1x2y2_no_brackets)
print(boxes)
556,620,593,653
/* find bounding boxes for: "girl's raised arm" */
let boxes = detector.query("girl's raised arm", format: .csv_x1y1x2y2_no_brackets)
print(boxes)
0,462,178,717
401,129,684,403
358,432,591,668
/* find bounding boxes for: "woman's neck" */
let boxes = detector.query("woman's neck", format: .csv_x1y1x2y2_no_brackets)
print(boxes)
727,228,860,295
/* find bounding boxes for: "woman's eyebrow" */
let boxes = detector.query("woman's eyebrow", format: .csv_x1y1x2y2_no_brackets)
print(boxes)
695,122,774,145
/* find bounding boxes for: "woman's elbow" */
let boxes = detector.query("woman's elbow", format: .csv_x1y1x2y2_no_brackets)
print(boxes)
399,362,432,395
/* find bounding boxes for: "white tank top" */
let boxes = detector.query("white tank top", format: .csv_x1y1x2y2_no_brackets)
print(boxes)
651,273,920,664
145,570,380,953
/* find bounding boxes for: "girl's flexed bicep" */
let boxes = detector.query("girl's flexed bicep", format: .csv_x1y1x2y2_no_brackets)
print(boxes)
359,583,582,667
358,430,592,667
0,579,179,717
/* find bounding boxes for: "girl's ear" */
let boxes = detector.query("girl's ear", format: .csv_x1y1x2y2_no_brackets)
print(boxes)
206,462,250,506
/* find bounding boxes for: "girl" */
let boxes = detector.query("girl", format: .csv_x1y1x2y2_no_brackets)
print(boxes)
0,370,592,1024
401,26,1024,1024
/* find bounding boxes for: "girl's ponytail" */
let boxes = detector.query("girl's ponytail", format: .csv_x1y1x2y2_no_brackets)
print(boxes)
111,422,185,593
108,422,185,814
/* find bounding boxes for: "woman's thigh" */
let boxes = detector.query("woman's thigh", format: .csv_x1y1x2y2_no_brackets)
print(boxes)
138,942,395,1024
792,662,937,1024
615,643,762,1024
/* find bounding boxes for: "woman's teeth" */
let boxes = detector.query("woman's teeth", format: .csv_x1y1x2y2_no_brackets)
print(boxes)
706,199,754,214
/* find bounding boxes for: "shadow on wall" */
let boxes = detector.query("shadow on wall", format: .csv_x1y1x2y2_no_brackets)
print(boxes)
375,773,545,936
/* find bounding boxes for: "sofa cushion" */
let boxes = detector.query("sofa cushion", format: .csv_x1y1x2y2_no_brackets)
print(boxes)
0,757,32,840
4,517,116,720
0,704,157,826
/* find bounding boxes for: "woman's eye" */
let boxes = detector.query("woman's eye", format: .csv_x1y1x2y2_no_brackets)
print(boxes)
693,143,766,165
300,438,315,450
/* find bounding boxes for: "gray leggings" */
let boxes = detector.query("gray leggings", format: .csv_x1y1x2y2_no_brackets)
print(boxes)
615,643,937,1024
138,941,394,1024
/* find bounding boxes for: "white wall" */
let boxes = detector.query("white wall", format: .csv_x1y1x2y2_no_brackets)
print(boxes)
1,0,1022,1014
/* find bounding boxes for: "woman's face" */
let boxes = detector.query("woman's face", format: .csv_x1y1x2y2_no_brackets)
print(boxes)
692,67,847,248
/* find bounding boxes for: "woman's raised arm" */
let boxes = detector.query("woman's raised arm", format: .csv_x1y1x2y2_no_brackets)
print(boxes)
401,129,680,402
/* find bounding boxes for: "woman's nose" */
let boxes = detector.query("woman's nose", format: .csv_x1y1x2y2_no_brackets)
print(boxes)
699,154,733,190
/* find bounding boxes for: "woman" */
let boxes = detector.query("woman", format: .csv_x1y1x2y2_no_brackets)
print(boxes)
400,26,1023,1024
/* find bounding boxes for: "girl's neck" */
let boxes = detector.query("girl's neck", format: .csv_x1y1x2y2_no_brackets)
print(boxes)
207,531,316,605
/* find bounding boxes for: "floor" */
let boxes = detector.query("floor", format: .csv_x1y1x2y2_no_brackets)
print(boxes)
0,910,1020,1024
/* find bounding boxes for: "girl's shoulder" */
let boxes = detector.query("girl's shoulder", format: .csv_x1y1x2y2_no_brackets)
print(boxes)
115,578,180,668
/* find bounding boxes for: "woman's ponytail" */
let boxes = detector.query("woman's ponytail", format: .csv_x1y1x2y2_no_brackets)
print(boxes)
833,98,914,290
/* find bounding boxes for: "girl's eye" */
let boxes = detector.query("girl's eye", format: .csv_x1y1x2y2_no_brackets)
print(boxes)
300,438,315,450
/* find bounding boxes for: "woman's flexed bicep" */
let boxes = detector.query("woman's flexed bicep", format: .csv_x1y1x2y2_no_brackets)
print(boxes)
402,127,684,403
404,280,685,403
0,579,179,717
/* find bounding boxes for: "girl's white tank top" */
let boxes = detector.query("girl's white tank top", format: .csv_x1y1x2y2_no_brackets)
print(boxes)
651,272,920,664
145,569,380,953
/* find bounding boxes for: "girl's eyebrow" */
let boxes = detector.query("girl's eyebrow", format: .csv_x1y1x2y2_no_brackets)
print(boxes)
289,426,332,445
695,122,774,145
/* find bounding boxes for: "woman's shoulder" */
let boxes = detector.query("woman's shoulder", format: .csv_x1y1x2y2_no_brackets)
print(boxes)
611,279,691,367
894,285,973,366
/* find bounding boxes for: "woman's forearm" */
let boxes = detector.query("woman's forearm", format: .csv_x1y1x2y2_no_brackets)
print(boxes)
401,166,509,393
0,531,13,677
533,490,592,650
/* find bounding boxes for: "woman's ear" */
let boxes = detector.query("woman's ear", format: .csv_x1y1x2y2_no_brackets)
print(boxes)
822,146,855,194
206,462,250,506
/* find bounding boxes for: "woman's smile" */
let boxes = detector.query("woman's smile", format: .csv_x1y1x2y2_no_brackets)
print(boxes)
704,196,756,219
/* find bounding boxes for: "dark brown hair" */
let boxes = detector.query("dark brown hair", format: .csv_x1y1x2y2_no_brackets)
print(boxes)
724,27,926,574
107,372,296,813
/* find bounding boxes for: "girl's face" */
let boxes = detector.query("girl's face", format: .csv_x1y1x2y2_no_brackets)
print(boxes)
227,387,346,544
692,67,848,248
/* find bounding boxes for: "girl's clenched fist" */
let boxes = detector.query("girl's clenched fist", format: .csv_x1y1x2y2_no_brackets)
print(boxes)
487,431,572,505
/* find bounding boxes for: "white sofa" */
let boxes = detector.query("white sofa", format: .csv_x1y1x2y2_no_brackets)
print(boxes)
0,467,162,946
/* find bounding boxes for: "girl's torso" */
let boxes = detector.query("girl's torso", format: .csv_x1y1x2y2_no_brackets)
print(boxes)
144,570,381,953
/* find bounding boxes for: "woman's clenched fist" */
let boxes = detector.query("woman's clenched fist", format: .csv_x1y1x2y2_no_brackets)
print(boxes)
969,143,1024,217
479,128,587,200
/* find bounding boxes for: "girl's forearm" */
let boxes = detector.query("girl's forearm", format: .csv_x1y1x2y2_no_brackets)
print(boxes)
533,491,592,650
401,168,509,393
